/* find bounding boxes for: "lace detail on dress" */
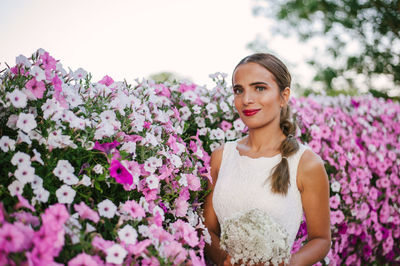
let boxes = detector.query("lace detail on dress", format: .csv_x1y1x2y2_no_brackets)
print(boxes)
212,139,309,248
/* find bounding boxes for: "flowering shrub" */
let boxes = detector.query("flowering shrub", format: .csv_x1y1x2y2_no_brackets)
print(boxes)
1,49,399,265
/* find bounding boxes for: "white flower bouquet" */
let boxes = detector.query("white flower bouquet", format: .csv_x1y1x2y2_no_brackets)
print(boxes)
220,209,291,266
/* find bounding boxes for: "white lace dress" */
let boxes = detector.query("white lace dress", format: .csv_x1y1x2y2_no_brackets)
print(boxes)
212,138,310,248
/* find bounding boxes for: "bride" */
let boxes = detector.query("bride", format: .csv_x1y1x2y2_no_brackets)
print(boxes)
203,53,331,265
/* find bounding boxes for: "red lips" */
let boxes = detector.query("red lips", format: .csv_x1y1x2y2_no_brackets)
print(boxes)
243,109,260,116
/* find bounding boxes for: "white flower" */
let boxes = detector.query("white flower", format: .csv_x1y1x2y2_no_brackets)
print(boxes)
331,181,341,192
33,187,50,203
118,224,138,245
79,174,91,186
16,113,37,133
72,68,87,80
220,209,290,266
61,173,79,185
30,65,45,81
209,142,221,152
14,165,35,184
144,156,162,174
192,105,202,114
86,223,96,233
98,199,117,218
219,101,230,113
7,89,27,108
55,160,74,173
206,103,218,114
225,130,237,140
93,164,103,174
146,175,159,190
30,175,43,190
169,154,182,168
11,151,31,167
138,225,150,237
8,180,24,196
32,149,44,165
16,54,31,68
210,128,225,140
182,90,197,102
233,119,246,131
178,175,188,187
195,117,206,128
121,141,137,155
100,110,117,122
6,114,19,130
180,106,192,120
56,185,76,204
18,130,32,145
106,244,127,265
198,128,208,136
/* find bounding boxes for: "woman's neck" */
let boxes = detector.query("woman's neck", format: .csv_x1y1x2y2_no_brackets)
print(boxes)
244,126,286,154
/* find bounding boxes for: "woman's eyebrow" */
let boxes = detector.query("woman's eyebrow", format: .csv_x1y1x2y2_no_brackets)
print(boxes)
249,81,270,86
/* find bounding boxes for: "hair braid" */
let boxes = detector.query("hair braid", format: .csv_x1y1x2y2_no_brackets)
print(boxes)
270,105,299,194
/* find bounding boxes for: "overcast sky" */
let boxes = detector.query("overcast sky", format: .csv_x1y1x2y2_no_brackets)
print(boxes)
0,0,315,92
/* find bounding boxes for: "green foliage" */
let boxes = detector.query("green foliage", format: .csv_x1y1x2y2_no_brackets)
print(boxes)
251,0,400,95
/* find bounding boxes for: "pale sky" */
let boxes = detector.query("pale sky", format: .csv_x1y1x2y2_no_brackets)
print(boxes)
0,0,315,92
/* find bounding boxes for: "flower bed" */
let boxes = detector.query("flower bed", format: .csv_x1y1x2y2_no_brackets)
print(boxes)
0,49,399,265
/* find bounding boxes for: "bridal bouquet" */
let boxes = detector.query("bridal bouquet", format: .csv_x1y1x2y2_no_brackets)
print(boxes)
220,209,291,266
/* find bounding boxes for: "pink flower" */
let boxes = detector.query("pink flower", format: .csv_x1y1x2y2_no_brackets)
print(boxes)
93,140,120,154
122,200,145,219
41,203,69,229
331,210,345,225
162,240,187,264
186,174,201,191
171,220,199,247
142,257,160,266
308,139,321,153
329,195,340,209
15,193,35,212
68,253,98,266
174,197,189,217
128,239,152,256
0,223,25,252
92,235,114,252
109,159,133,185
40,51,57,71
74,201,100,223
220,120,232,132
98,75,114,86
25,78,46,99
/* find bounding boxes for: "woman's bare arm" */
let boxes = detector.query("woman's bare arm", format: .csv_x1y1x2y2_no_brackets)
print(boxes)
290,150,331,266
203,145,229,265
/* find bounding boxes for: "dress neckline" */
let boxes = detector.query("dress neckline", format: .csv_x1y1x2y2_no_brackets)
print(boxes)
234,140,282,160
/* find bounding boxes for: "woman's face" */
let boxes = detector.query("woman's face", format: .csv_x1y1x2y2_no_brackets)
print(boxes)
232,62,289,130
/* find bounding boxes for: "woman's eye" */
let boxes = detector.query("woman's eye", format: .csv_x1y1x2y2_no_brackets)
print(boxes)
256,86,266,92
233,88,243,94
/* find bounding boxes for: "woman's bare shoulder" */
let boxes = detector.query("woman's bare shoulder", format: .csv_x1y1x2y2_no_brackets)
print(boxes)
297,148,328,192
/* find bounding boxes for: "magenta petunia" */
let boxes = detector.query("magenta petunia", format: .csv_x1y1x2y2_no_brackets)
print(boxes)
25,78,46,99
98,75,114,86
109,159,133,185
93,140,120,154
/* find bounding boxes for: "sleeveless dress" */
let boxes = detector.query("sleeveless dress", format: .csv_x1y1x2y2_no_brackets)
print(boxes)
212,138,310,249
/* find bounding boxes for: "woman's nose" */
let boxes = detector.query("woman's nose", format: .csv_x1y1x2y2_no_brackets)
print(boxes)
243,91,255,105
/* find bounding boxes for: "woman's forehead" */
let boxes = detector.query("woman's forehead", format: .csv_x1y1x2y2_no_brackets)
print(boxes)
233,62,276,85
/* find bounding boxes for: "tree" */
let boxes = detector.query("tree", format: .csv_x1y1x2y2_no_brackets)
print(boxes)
251,0,400,96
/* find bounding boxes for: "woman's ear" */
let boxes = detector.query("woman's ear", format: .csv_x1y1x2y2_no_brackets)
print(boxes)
280,87,291,107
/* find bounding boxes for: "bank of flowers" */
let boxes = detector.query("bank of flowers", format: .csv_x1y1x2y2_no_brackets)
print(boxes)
0,49,399,265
